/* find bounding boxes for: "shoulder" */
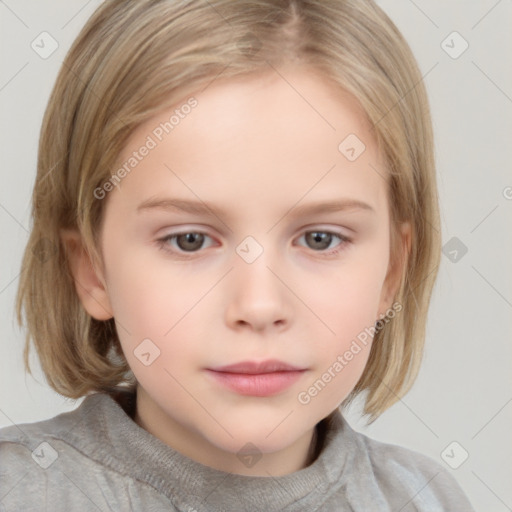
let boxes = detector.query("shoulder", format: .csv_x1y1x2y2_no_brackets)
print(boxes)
0,399,86,451
0,415,65,510
348,425,475,511
0,394,175,511
0,406,84,502
0,393,116,470
0,397,110,510
359,430,444,476
0,411,69,461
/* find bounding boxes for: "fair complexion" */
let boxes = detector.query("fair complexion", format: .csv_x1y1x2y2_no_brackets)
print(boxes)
64,66,409,477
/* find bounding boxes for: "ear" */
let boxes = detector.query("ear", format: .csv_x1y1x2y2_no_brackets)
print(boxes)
60,229,113,321
378,221,411,316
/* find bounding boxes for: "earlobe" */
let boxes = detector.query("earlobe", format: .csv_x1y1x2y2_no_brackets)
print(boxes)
378,222,411,316
60,229,113,321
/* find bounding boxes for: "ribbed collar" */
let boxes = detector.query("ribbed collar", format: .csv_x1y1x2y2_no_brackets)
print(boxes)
57,390,356,511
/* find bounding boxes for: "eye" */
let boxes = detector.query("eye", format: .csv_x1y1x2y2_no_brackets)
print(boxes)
296,230,350,255
157,229,351,258
157,231,215,254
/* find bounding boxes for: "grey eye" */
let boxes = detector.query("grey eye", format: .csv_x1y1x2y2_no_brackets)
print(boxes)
304,231,334,250
174,232,206,251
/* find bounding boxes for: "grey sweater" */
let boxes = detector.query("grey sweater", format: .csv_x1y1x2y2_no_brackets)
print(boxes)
0,391,475,511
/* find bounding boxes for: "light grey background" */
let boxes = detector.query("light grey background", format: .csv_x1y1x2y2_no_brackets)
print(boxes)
1,1,511,510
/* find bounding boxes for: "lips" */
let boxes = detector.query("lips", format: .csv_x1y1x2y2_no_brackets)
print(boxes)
205,359,306,396
209,359,304,374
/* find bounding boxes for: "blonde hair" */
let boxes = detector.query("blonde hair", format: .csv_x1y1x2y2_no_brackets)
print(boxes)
17,0,440,421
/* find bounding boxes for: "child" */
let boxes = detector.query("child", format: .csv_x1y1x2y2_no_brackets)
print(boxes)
0,0,475,510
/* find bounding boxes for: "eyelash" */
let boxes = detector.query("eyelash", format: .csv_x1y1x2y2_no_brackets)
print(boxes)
156,229,351,258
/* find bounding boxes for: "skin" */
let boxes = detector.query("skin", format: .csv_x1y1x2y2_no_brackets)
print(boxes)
64,66,409,477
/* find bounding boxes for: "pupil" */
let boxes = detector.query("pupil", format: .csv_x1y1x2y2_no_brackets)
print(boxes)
307,232,331,250
178,233,204,251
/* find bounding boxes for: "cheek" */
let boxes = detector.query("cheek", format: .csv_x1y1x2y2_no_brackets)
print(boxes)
333,273,384,339
105,246,209,334
310,252,389,338
297,250,389,404
106,259,209,399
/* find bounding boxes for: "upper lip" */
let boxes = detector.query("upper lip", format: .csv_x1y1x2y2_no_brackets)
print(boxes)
208,359,305,374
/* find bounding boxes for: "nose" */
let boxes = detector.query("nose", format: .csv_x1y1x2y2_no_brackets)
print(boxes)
224,251,292,334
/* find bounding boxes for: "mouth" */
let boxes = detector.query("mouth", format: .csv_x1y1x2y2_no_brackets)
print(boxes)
205,359,307,396
209,359,305,374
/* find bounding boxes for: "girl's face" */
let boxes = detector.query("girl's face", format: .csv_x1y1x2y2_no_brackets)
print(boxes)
92,67,404,476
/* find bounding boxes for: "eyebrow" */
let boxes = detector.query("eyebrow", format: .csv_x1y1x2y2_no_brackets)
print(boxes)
136,196,375,219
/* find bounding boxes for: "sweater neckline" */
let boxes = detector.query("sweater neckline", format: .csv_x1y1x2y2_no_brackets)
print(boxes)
63,390,353,510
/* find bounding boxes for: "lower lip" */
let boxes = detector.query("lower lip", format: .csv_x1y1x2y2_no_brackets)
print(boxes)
205,370,305,396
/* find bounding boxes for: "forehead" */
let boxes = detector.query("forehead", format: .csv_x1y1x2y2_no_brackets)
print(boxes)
111,66,387,219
